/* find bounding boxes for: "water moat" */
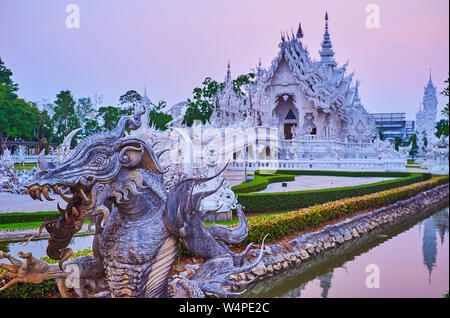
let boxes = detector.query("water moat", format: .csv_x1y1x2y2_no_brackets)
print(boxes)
240,206,449,298
1,206,448,298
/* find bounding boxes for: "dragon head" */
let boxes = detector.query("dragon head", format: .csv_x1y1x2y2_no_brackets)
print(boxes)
25,105,166,265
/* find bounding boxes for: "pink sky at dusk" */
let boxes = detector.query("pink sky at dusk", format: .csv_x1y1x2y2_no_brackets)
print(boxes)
0,0,448,120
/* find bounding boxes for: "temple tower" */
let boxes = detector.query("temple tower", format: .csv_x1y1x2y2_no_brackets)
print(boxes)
319,12,337,68
416,71,438,140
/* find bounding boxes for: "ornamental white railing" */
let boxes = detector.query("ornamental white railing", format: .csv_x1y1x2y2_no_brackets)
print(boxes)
2,154,56,165
230,158,406,172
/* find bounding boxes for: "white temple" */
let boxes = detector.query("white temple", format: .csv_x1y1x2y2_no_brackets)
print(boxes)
164,13,406,172
416,71,438,144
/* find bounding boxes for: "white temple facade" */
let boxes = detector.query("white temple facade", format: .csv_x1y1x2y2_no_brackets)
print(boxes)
165,13,406,172
415,72,438,143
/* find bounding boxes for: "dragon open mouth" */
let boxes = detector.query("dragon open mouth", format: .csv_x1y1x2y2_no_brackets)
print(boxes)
25,183,94,226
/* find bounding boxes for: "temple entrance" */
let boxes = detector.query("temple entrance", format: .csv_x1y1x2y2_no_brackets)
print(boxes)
284,123,297,140
274,94,299,140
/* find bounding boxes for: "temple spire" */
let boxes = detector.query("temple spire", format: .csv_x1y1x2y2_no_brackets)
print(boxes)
226,60,231,82
296,22,304,39
319,11,337,67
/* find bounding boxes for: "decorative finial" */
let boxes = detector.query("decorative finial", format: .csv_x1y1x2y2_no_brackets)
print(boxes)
296,22,304,39
319,11,336,67
226,60,231,81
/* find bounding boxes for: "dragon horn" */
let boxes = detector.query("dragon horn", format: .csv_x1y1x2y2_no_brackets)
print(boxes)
63,128,82,149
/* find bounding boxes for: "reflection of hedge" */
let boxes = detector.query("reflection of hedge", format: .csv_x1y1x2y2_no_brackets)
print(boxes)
241,175,449,246
232,173,295,194
235,170,432,213
0,212,57,225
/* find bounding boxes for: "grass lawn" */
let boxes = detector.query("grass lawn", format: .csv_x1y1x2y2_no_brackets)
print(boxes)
13,163,37,171
0,220,90,231
0,221,48,231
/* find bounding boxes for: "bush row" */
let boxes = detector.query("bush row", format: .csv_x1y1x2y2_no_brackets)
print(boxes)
232,173,295,194
0,211,57,225
240,175,449,246
236,171,431,213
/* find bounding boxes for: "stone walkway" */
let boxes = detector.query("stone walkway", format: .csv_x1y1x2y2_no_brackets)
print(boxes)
257,175,396,193
0,192,65,213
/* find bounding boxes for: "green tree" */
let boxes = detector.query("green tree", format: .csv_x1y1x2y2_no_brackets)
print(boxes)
0,57,18,96
406,134,418,162
0,58,40,154
75,97,94,120
441,77,449,117
51,90,79,143
96,106,133,131
233,73,255,99
94,90,142,132
183,77,221,126
74,97,102,137
119,90,142,108
436,77,449,138
435,119,449,138
182,73,255,126
0,93,39,149
394,137,403,151
149,101,172,131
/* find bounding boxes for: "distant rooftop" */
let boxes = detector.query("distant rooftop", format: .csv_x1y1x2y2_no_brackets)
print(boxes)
370,113,406,122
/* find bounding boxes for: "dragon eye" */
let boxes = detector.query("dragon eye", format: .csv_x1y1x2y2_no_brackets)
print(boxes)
92,155,107,166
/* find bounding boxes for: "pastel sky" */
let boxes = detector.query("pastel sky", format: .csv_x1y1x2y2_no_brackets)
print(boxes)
0,0,448,120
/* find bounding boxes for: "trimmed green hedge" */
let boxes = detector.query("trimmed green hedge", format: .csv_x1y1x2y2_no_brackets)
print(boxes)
235,170,432,213
241,175,449,246
0,212,58,225
232,173,295,194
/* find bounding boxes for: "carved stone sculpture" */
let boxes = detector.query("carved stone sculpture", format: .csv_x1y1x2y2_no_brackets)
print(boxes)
0,105,264,298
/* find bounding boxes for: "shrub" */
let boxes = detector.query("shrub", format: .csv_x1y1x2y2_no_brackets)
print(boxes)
235,171,431,212
232,173,295,194
0,212,58,225
0,278,59,298
240,175,449,246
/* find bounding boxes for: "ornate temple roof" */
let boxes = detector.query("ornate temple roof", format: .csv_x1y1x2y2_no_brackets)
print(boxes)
256,13,359,116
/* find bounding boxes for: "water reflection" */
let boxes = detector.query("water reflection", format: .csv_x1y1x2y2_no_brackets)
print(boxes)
241,206,449,298
0,235,93,260
423,214,438,283
318,272,333,298
422,208,449,284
